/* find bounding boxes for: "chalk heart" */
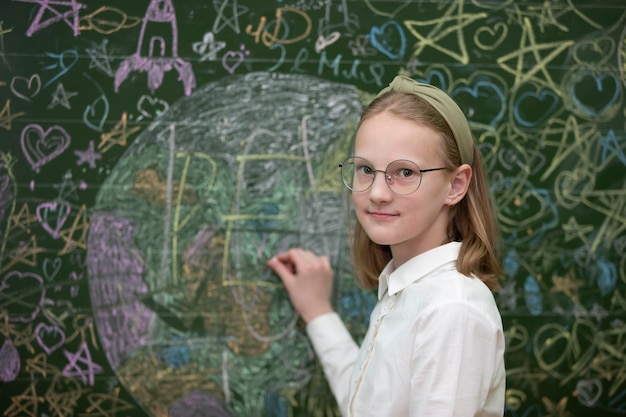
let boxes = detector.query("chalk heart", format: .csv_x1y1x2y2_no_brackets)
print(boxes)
21,124,71,172
416,69,451,91
84,94,109,132
556,169,594,208
36,200,71,239
364,0,411,18
504,188,545,225
35,322,66,354
222,51,244,74
497,146,526,172
452,81,505,126
315,32,340,53
573,38,613,65
138,95,169,119
514,89,560,127
475,22,507,50
43,257,62,281
10,74,41,101
573,72,620,115
370,21,406,60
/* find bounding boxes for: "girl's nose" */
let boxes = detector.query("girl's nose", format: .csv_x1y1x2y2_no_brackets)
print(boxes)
368,172,393,202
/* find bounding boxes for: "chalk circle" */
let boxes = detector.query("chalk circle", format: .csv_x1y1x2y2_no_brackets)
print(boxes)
87,72,371,416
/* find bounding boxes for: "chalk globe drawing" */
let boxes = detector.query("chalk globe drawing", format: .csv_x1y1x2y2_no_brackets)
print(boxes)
87,72,370,416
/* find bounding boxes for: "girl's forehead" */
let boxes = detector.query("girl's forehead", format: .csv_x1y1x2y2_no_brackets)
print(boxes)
355,119,442,149
355,117,443,158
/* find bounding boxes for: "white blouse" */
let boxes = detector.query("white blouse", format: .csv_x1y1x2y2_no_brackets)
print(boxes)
306,242,505,417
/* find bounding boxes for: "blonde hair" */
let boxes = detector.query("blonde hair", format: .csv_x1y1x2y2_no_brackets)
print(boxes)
350,91,503,291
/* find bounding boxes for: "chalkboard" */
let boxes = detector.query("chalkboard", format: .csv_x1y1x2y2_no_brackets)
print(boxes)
1,1,625,416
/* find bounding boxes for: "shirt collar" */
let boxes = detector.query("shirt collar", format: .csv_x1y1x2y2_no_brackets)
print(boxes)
377,241,462,300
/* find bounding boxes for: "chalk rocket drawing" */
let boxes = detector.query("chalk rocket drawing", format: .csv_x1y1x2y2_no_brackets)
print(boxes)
114,0,195,96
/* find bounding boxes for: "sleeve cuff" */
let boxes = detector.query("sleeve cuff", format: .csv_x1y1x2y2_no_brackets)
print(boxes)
306,312,355,355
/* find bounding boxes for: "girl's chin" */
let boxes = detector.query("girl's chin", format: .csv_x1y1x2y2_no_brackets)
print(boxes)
363,231,396,246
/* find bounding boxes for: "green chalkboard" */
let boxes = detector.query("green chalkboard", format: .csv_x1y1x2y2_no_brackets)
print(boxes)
1,1,625,416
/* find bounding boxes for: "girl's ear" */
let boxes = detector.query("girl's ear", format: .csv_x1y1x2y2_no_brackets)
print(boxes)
446,164,472,206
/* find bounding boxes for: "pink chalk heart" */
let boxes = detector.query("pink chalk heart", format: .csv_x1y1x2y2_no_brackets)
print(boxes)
222,51,244,74
35,323,66,354
21,124,71,172
36,200,71,239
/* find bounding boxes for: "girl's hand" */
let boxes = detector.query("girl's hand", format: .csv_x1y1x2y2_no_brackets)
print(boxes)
267,248,334,324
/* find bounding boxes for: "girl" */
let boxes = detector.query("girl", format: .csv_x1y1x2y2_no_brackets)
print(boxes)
267,75,506,417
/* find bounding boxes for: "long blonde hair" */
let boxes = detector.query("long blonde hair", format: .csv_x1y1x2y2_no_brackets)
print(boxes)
350,91,503,291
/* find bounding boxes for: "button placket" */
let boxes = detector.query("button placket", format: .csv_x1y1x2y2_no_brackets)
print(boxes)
349,294,396,416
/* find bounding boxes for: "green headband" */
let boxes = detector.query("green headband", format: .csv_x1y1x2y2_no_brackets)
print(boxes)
375,75,474,165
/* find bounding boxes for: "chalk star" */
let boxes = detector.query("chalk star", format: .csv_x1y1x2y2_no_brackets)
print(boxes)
53,169,86,201
74,140,102,169
98,112,140,153
0,235,44,275
58,204,89,255
404,2,486,64
212,0,249,34
588,303,608,322
562,216,594,242
551,270,582,303
540,116,595,181
9,203,37,233
0,99,26,130
541,396,571,417
48,82,78,109
85,387,135,415
86,39,114,76
4,384,43,417
17,0,86,37
192,32,226,62
505,2,569,33
600,129,626,165
62,341,102,386
497,16,574,91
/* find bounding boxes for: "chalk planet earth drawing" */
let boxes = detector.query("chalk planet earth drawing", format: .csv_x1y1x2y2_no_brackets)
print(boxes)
87,72,373,416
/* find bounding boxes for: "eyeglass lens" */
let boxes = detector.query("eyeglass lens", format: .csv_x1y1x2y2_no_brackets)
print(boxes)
340,157,423,195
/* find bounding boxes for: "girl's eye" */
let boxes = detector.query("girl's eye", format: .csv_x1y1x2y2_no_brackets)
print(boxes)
358,165,374,175
398,168,415,178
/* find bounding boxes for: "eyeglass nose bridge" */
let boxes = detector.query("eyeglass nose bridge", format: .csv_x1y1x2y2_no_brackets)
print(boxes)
368,168,394,189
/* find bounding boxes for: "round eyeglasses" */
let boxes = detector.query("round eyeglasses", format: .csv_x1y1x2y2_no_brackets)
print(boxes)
338,156,447,195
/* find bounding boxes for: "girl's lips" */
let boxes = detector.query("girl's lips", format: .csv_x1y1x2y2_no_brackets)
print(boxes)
367,211,398,220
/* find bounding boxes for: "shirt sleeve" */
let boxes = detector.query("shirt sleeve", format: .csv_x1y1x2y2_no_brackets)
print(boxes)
409,302,505,417
306,312,360,416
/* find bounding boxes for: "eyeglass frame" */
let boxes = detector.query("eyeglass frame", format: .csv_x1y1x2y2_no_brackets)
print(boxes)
338,156,448,195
